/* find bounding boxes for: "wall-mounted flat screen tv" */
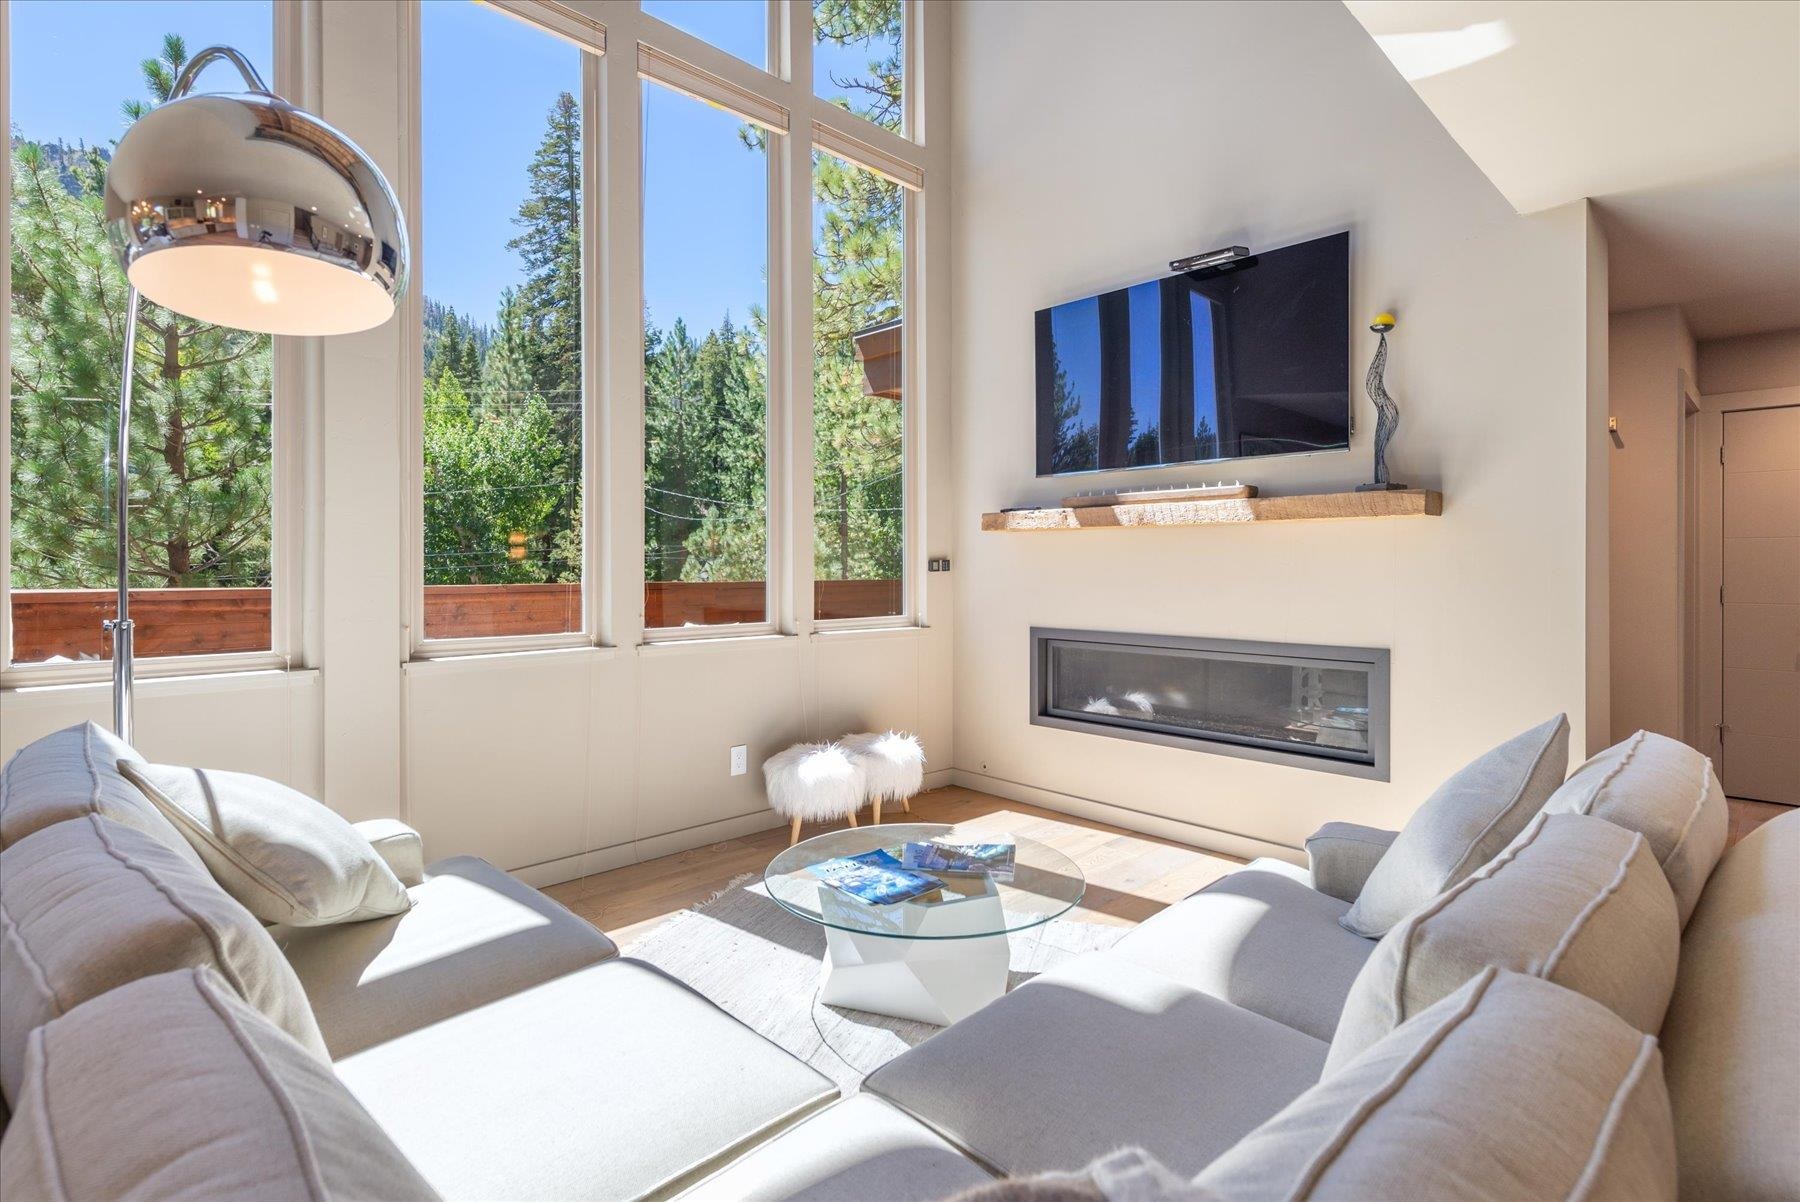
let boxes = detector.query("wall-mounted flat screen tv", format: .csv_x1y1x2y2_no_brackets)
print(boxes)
1035,230,1350,476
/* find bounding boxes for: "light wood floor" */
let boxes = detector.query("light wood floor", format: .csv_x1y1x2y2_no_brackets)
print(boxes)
1727,797,1790,847
543,788,1793,949
543,786,1246,948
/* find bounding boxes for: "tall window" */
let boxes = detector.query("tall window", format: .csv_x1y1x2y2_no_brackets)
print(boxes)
642,81,770,631
812,150,903,621
6,0,277,669
419,2,584,640
814,0,902,134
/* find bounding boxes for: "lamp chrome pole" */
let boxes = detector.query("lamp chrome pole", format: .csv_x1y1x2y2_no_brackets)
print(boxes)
105,294,141,743
104,47,271,746
102,45,408,742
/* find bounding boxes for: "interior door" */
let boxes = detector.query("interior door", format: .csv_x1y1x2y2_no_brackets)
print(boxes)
1720,405,1800,804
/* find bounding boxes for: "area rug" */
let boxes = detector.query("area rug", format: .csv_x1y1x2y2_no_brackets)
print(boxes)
625,874,1126,1094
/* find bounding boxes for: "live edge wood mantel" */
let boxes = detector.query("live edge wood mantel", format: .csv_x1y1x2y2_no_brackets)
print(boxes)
979,488,1444,531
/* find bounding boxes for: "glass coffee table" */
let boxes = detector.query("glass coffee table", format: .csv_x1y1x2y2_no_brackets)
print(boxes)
764,823,1086,1026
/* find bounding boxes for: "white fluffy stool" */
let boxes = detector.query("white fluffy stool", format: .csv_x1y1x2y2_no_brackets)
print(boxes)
841,731,926,824
763,742,868,845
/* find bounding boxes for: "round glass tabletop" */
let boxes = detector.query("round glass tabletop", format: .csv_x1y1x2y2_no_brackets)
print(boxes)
763,823,1086,940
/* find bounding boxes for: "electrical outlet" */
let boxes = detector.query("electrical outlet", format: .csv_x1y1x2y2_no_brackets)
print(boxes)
729,744,748,776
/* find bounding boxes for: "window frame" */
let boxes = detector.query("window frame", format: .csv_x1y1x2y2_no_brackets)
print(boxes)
636,39,787,643
0,0,304,687
404,0,606,659
403,0,930,658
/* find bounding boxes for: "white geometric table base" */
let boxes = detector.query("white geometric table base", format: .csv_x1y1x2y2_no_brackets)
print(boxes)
815,878,1011,1026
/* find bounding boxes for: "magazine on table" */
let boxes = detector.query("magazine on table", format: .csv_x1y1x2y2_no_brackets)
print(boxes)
808,849,943,905
900,838,1017,882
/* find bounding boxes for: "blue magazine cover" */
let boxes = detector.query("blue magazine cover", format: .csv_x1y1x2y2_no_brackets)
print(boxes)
808,849,943,905
901,839,1017,882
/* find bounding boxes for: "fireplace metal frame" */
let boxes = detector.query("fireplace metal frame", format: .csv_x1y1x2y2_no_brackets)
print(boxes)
1030,627,1391,780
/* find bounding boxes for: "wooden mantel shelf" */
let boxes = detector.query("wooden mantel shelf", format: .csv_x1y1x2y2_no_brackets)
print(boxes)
980,489,1443,531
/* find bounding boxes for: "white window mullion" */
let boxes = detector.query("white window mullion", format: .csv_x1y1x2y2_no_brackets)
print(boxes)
784,1,817,633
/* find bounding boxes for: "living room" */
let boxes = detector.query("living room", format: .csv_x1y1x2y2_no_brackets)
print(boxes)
1,1,1795,1199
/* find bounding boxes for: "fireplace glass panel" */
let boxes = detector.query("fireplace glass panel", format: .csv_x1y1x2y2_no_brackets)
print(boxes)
1042,638,1375,766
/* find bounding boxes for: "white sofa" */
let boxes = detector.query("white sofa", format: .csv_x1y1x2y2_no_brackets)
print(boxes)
0,721,1794,1201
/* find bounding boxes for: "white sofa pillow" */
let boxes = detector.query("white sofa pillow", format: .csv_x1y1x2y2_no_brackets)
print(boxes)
1340,714,1569,937
0,815,327,1106
0,968,437,1202
1542,730,1728,927
120,761,410,926
1327,812,1680,1073
1197,969,1676,1201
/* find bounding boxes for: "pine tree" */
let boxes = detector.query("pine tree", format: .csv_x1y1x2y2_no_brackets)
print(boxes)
508,92,582,411
506,92,583,570
9,35,273,600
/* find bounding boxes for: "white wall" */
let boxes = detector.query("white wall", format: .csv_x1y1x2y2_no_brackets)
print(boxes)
1607,306,1695,743
1697,328,1800,395
2,1,957,885
946,0,1607,855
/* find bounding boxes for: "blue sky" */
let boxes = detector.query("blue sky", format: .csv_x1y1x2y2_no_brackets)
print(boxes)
9,0,897,335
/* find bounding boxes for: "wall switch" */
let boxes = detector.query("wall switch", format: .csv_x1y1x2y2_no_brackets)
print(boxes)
729,744,748,776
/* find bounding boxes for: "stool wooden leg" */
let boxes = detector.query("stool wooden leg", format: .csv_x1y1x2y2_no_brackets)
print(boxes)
874,798,883,825
847,809,858,828
900,795,911,813
789,816,803,845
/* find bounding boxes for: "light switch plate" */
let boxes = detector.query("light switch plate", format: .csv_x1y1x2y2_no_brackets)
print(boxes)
729,744,748,776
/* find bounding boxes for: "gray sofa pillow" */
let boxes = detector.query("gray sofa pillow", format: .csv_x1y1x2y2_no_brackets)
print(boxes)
1327,812,1680,1073
1543,730,1728,927
1340,714,1569,937
1197,969,1676,1201
0,968,437,1202
0,814,326,1106
0,721,203,868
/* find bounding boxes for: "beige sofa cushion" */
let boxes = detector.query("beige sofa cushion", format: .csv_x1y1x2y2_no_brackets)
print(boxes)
1341,714,1569,937
273,854,617,1059
0,721,202,868
1544,730,1728,927
333,957,836,1201
1110,865,1376,1043
1198,969,1676,1201
1661,810,1800,1202
0,814,326,1105
119,761,410,926
1327,812,1680,1073
865,952,1328,1178
0,968,436,1202
677,1094,993,1202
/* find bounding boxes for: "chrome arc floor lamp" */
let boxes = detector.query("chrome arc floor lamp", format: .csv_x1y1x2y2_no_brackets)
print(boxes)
102,46,407,741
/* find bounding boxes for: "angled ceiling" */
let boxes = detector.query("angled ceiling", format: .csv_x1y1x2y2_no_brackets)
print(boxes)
1344,0,1800,339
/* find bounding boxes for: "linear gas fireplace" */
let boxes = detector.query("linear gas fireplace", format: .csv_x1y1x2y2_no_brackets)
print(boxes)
1031,628,1390,779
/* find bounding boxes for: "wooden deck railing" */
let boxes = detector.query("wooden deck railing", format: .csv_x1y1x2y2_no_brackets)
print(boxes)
9,578,904,661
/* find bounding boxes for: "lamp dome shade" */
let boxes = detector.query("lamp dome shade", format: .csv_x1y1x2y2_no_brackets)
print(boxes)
105,90,407,337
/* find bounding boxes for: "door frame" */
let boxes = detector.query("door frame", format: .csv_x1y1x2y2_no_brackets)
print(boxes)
1690,383,1800,778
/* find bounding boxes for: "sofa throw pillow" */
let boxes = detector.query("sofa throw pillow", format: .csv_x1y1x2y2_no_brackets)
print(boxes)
0,815,327,1107
1326,812,1680,1074
120,761,411,926
0,721,203,868
1197,969,1676,1202
0,968,438,1202
1340,714,1569,937
1542,730,1728,927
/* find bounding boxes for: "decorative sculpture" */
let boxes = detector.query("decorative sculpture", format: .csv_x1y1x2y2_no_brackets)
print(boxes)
1358,312,1407,492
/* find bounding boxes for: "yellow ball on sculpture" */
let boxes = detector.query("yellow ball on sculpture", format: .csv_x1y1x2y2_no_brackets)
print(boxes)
1370,311,1396,332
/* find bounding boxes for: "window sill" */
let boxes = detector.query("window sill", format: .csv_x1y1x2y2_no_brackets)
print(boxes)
636,632,798,658
1,666,317,703
403,644,619,676
809,622,929,643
